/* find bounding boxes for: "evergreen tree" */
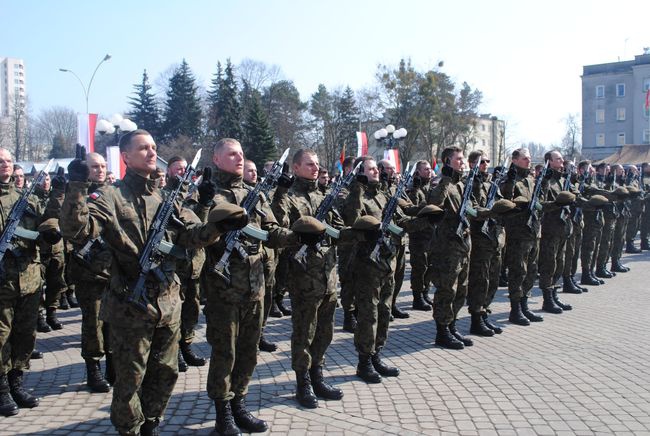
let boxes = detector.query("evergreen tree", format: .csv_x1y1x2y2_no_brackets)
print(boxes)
162,59,203,141
207,59,242,140
49,133,67,158
128,69,161,139
335,86,360,151
243,92,275,167
262,80,306,150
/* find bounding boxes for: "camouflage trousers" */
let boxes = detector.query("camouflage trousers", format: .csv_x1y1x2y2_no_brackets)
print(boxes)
596,217,616,269
581,212,603,273
109,321,180,436
41,252,68,309
626,211,642,242
289,291,336,372
205,299,262,401
467,238,502,314
262,249,277,326
353,257,396,355
641,206,650,241
429,248,469,325
180,278,201,345
611,216,628,263
392,244,406,304
538,232,567,289
75,280,110,360
0,289,39,375
337,247,355,312
506,237,539,301
563,223,582,279
409,244,431,293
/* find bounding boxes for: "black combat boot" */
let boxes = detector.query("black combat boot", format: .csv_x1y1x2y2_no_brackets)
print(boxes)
140,418,160,436
46,307,62,330
412,291,431,311
85,359,110,393
611,260,629,273
309,366,343,400
371,349,400,376
180,342,206,366
231,395,268,433
294,371,318,408
356,353,382,383
342,311,357,333
422,288,433,306
66,290,79,308
580,269,600,286
0,374,18,417
435,323,465,349
552,289,572,311
8,369,39,408
482,313,503,334
562,276,582,294
509,300,530,326
449,321,473,346
641,238,650,250
520,297,544,322
214,399,242,436
177,349,188,373
105,353,115,386
391,305,410,319
58,293,70,310
626,240,642,253
595,267,614,278
30,350,43,360
591,271,605,284
269,300,283,318
469,313,495,336
571,276,588,293
36,309,51,333
258,335,277,353
275,295,292,316
541,289,563,314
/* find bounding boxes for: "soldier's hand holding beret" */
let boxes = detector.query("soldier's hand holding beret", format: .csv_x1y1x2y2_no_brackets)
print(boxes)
352,215,382,241
417,204,444,224
513,195,530,210
208,202,248,232
555,191,576,206
38,218,62,245
198,167,216,207
587,195,608,208
490,199,517,215
292,216,326,246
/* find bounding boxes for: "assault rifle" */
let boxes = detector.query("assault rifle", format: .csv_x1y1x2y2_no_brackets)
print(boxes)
211,148,290,284
0,159,55,278
294,161,362,269
527,160,550,230
572,173,586,223
128,149,202,319
480,157,509,238
369,163,417,268
456,164,480,239
560,162,576,222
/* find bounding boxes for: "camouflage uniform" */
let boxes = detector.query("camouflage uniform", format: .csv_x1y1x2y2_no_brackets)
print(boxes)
596,176,618,272
641,179,650,246
407,180,434,308
200,169,296,402
625,179,644,248
610,186,630,267
60,169,223,435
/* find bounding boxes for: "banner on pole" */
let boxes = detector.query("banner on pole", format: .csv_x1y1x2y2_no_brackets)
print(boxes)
106,145,126,179
356,132,368,157
383,149,401,173
77,113,98,153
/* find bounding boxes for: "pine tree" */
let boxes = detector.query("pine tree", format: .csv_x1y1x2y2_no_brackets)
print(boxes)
206,59,242,140
206,62,223,137
162,59,203,141
128,69,161,139
243,92,275,167
49,133,67,158
336,86,360,151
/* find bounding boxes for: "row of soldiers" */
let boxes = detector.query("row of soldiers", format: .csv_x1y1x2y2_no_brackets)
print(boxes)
0,133,648,435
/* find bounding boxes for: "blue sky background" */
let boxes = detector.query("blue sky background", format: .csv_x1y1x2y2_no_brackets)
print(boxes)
2,0,649,146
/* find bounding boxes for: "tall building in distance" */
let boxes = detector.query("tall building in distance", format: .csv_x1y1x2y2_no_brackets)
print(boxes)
581,50,650,161
0,57,26,118
465,113,506,164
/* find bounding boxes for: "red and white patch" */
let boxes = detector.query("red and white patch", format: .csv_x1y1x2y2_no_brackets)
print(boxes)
89,192,101,200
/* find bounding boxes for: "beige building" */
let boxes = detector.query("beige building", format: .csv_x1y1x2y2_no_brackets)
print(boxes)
456,113,506,164
0,57,26,118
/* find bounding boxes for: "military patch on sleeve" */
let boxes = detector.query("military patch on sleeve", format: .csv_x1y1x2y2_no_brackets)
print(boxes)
89,192,101,200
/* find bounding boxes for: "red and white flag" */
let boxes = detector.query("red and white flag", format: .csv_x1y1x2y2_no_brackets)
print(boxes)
356,132,368,157
77,113,98,153
106,145,126,179
383,149,401,173
646,88,650,111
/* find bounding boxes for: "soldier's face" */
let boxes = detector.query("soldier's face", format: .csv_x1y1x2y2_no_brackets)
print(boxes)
293,153,320,180
214,142,244,176
122,134,158,175
382,163,395,178
448,151,465,172
87,155,107,183
549,152,564,171
13,168,24,188
513,151,531,170
364,159,380,182
479,158,490,172
318,172,329,186
0,149,13,183
243,161,258,184
41,173,51,191
107,173,116,184
167,160,187,179
417,163,432,179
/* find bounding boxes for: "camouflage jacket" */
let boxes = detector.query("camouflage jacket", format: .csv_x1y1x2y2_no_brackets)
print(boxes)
200,168,297,304
469,171,505,246
540,169,572,237
59,168,223,327
500,166,543,240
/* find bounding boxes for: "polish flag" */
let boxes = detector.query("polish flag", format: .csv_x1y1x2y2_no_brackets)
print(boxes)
77,114,98,153
646,88,650,110
383,149,401,173
106,145,126,179
356,132,368,157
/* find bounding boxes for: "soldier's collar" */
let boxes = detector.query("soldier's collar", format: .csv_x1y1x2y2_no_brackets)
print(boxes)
550,168,562,179
515,166,530,178
214,168,243,188
0,179,13,194
294,177,318,193
451,170,463,183
123,168,157,195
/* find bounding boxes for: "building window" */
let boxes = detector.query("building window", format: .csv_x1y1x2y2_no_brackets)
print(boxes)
616,83,625,97
644,130,650,144
481,139,486,147
616,107,626,121
596,133,605,146
596,109,605,123
617,133,626,145
481,124,486,132
596,85,605,98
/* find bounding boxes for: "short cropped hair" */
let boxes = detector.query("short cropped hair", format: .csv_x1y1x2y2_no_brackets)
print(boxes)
441,146,463,164
213,138,241,155
292,148,317,165
468,150,484,164
119,129,152,153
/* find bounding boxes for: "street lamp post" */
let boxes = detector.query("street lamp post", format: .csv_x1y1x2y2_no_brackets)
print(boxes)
373,124,408,149
96,114,138,145
59,54,111,114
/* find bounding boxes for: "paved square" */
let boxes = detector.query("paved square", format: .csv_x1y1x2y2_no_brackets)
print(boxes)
3,249,650,435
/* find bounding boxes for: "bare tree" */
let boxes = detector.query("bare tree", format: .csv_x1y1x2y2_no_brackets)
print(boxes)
560,113,582,160
31,106,77,157
0,93,29,160
238,59,282,92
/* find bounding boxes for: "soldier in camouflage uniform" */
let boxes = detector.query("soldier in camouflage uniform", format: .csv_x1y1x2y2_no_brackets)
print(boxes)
342,156,437,381
163,156,207,371
594,164,618,280
199,138,298,435
577,162,607,287
59,131,244,436
640,163,650,250
0,147,59,416
560,161,586,294
608,165,630,273
272,149,347,409
407,160,434,312
625,165,644,253
336,156,358,332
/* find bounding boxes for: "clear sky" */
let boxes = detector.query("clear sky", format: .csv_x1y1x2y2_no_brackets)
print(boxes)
2,0,649,147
